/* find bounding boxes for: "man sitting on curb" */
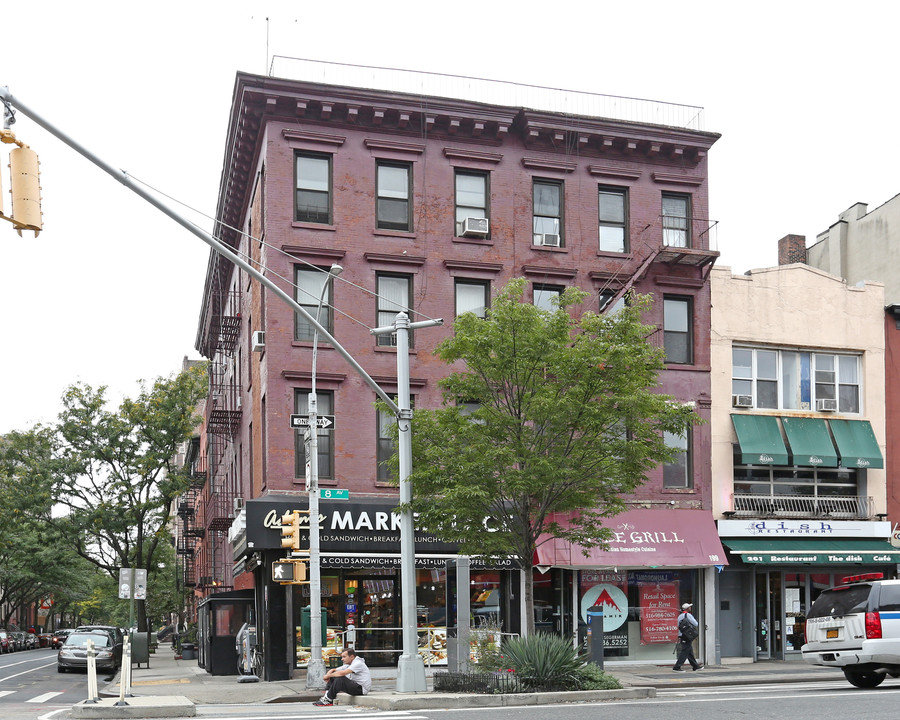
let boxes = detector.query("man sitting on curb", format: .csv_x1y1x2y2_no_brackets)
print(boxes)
313,647,372,707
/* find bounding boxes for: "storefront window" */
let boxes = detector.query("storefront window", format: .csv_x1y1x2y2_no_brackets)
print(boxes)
471,571,502,626
784,573,806,652
578,569,700,661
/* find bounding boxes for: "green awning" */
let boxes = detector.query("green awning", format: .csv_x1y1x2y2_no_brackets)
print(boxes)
723,537,900,564
829,419,884,469
731,414,789,465
781,417,838,467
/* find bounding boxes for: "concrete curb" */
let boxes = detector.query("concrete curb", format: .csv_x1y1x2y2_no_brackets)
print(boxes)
69,696,196,719
340,686,656,710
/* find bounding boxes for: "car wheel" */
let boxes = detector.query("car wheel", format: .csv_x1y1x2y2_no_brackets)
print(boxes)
58,666,66,673
843,669,886,688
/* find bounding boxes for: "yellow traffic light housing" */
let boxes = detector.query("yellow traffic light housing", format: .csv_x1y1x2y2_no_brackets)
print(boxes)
0,130,42,238
281,511,301,551
272,558,310,585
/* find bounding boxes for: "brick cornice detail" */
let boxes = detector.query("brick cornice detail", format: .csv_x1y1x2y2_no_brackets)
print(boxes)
364,252,427,267
443,148,504,164
370,374,428,388
363,139,426,155
443,260,504,274
282,370,347,383
588,164,642,181
651,172,703,186
521,264,578,279
522,157,577,173
282,129,346,147
281,245,346,261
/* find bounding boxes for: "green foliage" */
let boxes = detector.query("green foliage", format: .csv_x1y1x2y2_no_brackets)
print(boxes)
470,620,505,671
391,278,698,630
571,661,622,690
499,633,585,686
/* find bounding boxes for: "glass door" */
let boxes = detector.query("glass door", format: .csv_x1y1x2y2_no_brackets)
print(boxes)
349,572,398,666
754,572,770,659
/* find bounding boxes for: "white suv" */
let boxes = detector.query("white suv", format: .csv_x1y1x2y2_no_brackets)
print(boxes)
802,573,900,688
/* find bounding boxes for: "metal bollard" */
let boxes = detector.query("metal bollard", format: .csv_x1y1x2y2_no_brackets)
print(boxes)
85,639,99,703
115,637,133,705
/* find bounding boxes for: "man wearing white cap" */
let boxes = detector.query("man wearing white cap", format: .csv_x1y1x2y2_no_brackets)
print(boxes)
672,602,703,671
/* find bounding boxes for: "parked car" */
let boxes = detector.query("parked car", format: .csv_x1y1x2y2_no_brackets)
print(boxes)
0,631,11,653
75,626,124,665
802,572,900,687
51,629,74,649
57,631,122,673
23,633,38,650
10,632,26,651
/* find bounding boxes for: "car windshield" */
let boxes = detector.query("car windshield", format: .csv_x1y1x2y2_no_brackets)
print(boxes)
65,633,110,648
808,584,872,618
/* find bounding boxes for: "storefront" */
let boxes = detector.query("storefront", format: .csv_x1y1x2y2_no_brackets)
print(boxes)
242,495,518,672
718,518,900,660
534,508,727,664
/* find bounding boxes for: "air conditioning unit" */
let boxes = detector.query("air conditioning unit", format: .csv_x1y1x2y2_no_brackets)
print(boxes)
236,396,243,411
233,497,245,513
816,398,838,412
540,233,561,247
461,217,489,237
732,394,753,408
252,330,265,352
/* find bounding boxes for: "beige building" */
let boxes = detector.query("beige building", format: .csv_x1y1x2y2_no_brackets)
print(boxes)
807,197,900,304
710,263,894,662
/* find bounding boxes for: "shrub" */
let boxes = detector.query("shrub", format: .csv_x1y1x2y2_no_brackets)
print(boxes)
500,633,585,689
470,620,505,672
571,662,622,690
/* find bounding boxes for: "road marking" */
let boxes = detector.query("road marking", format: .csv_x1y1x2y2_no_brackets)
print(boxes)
28,692,64,703
0,690,14,698
0,661,58,682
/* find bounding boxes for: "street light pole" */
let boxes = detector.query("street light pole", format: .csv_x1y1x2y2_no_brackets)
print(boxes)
306,263,342,689
372,312,442,693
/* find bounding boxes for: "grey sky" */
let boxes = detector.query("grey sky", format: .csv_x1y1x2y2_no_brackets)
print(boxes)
2,0,898,433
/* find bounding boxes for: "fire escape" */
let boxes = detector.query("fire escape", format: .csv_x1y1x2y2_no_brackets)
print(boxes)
197,285,242,593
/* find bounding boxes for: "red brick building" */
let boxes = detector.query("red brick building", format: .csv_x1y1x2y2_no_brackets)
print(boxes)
186,66,723,676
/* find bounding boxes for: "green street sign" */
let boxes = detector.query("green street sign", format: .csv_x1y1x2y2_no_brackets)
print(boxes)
319,488,349,500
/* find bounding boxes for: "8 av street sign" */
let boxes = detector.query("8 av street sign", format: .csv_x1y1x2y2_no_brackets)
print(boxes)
290,415,335,429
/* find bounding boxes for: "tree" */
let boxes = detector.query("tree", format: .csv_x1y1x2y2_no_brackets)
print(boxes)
399,279,698,634
49,364,206,631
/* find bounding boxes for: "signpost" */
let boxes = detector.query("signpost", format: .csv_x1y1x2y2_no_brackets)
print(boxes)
290,415,335,429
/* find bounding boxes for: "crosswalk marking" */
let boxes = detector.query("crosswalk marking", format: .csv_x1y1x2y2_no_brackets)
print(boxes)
27,691,64,703
0,690,14,699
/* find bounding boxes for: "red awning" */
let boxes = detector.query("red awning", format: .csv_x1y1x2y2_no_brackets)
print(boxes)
535,509,728,568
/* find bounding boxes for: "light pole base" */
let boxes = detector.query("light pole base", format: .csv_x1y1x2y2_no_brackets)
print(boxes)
396,654,427,693
306,658,326,689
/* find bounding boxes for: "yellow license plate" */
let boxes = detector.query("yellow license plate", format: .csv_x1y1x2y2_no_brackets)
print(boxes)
826,629,839,639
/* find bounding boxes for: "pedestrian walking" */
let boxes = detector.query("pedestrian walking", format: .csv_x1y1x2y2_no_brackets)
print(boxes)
672,602,703,672
313,647,372,706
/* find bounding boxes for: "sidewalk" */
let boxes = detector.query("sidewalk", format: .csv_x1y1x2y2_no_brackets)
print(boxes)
68,646,846,718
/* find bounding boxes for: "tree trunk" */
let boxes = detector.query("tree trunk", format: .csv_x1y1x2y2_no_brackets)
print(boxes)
523,562,535,636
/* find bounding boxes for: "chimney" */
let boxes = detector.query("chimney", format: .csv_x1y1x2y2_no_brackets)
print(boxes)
778,234,807,265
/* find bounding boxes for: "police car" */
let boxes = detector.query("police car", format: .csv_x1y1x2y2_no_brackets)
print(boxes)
802,573,900,688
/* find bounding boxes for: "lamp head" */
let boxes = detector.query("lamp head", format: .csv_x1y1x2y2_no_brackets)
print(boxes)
329,264,344,277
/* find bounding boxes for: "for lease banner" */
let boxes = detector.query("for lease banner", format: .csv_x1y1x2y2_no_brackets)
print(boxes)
639,582,679,644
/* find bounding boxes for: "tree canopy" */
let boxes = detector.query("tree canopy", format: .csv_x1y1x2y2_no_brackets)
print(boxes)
399,279,698,633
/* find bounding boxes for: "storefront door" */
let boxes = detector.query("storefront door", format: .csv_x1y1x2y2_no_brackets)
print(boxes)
754,571,782,659
349,573,399,666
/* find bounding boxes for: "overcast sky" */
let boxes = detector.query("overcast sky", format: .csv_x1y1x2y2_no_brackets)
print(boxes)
2,0,898,434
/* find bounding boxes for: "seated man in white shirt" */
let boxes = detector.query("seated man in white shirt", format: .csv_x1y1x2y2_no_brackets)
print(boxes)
313,647,372,706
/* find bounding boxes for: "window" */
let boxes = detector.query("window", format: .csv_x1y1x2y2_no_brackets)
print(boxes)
376,273,413,347
295,153,331,223
533,179,563,245
662,193,691,248
376,406,395,482
294,390,333,480
294,267,334,342
599,290,626,314
663,297,693,364
455,280,489,318
733,465,859,514
377,397,415,481
732,348,861,413
455,171,489,237
599,187,628,253
664,429,692,488
377,162,412,231
533,284,563,311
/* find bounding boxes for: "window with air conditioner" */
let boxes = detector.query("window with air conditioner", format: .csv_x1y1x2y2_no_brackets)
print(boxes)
455,171,489,237
533,179,563,247
732,347,861,413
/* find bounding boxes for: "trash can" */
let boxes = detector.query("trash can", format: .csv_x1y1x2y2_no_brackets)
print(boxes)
130,630,150,667
181,642,196,660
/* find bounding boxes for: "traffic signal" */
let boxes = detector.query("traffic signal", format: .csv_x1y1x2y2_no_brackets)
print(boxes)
281,511,301,552
271,559,309,585
1,135,42,237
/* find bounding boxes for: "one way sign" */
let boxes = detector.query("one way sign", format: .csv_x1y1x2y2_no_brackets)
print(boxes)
290,415,335,429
